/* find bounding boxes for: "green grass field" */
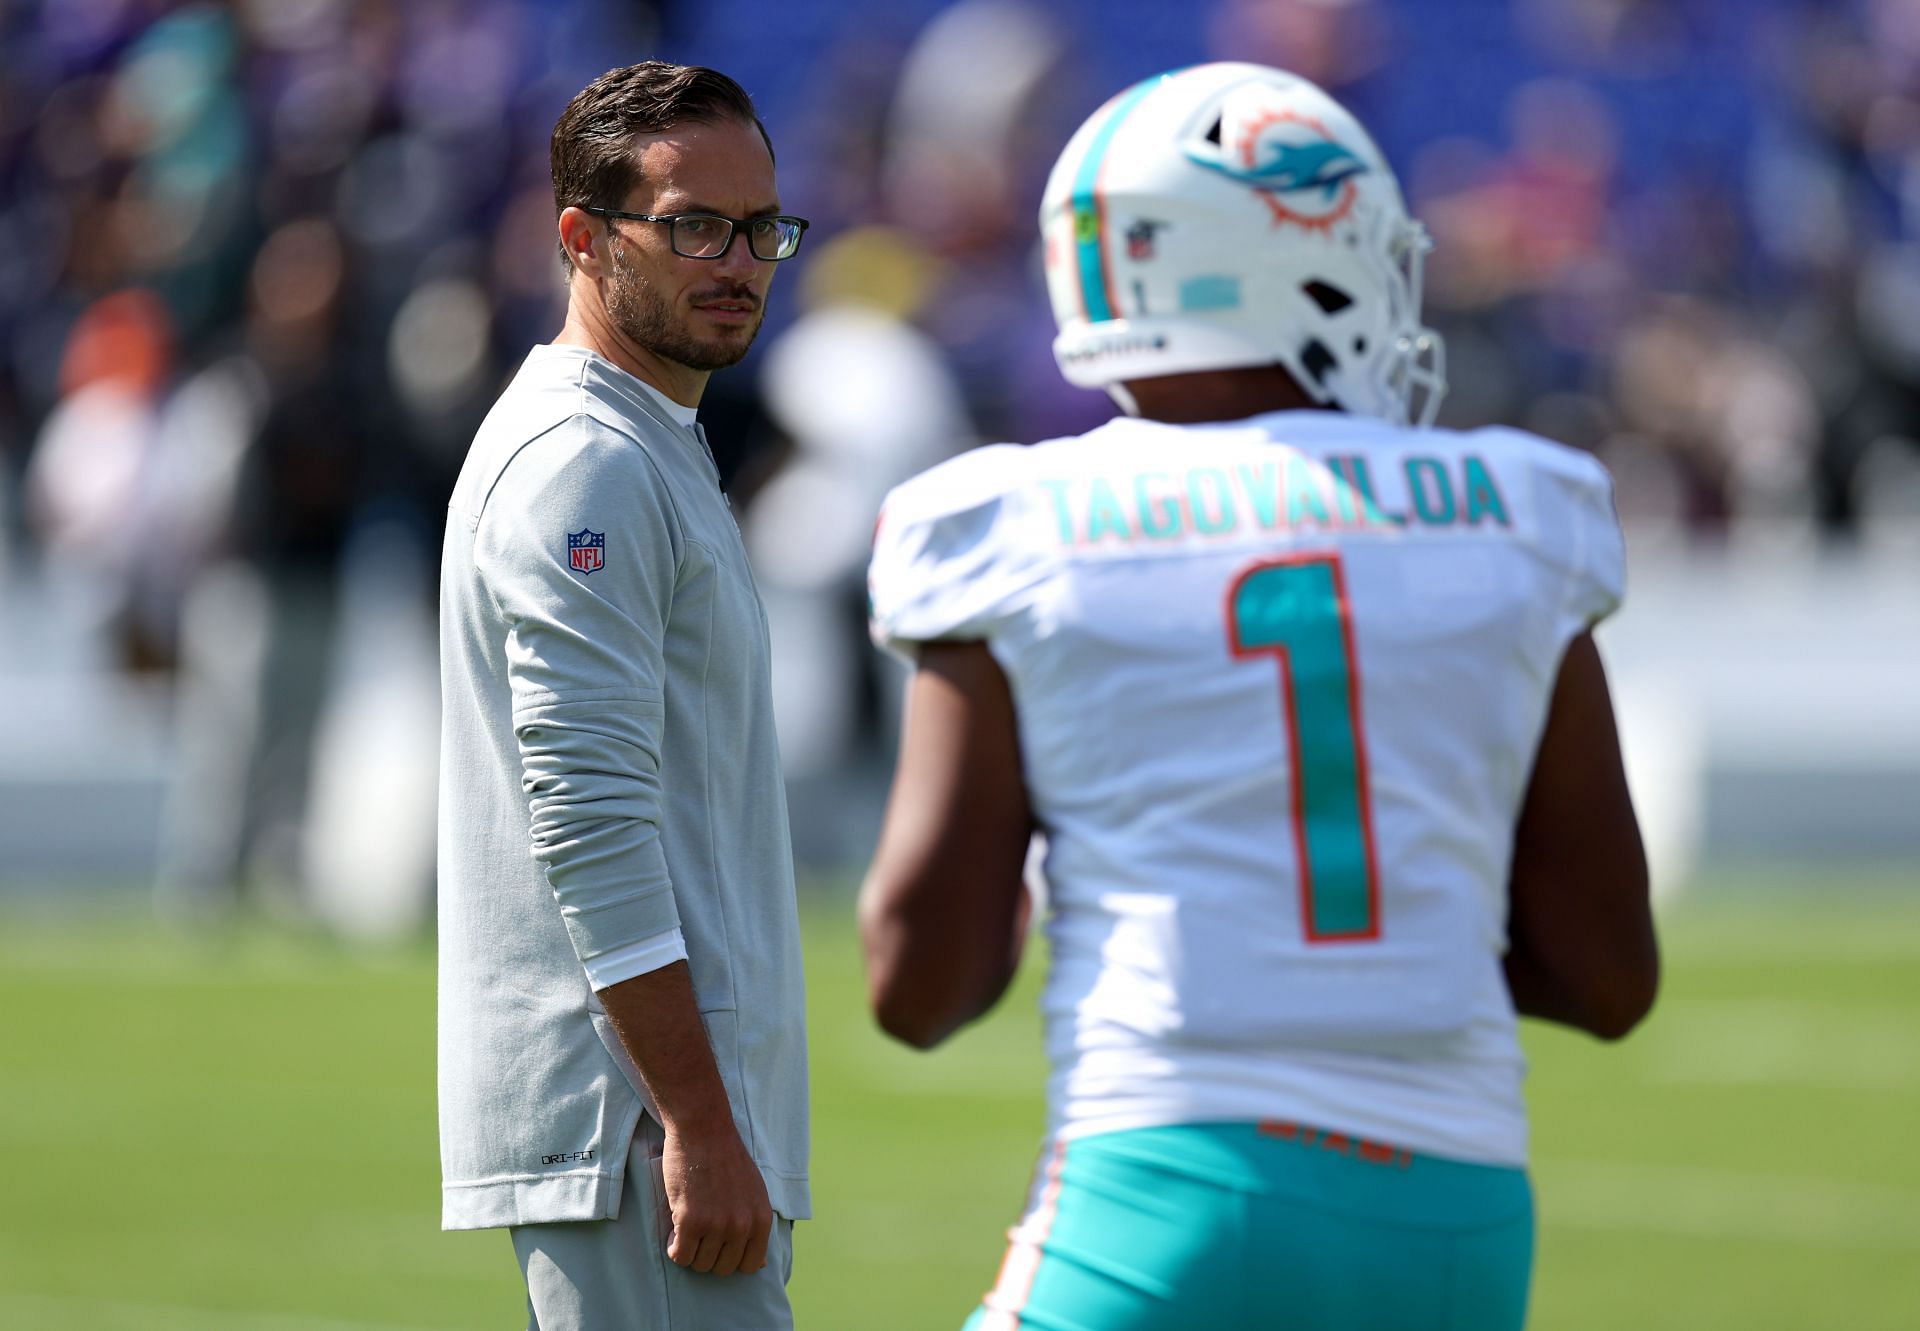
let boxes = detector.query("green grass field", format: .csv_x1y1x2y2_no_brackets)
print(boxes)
3,875,1918,1329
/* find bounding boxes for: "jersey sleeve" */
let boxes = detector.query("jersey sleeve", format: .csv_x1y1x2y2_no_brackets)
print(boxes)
1551,447,1626,629
867,445,1036,661
1479,427,1626,631
473,416,684,973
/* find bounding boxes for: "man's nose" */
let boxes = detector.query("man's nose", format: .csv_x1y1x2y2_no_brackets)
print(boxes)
713,228,764,280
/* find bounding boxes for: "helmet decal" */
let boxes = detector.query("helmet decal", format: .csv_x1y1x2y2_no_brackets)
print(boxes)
1191,106,1368,233
1125,218,1167,261
1179,275,1241,312
1067,76,1162,324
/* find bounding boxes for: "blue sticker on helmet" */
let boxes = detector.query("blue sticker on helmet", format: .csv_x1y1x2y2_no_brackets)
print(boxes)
1179,275,1242,312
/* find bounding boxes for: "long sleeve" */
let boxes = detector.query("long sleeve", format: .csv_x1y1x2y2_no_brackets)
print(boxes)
474,417,686,968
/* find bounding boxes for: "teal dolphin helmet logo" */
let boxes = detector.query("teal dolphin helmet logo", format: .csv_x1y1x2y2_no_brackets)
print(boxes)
1240,138,1366,194
1197,133,1367,195
1185,107,1369,230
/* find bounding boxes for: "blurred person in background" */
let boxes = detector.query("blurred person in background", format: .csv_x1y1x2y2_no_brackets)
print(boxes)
747,299,975,855
861,62,1657,1330
437,62,809,1330
1755,0,1920,536
154,215,383,914
22,289,179,667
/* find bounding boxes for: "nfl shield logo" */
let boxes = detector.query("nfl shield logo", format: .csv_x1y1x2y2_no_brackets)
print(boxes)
568,528,605,575
1126,218,1165,261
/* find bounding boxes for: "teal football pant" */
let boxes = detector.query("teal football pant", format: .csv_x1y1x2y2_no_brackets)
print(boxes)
962,1121,1533,1331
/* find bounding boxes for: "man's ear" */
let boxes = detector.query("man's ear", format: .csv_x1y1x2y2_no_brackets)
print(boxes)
558,206,605,277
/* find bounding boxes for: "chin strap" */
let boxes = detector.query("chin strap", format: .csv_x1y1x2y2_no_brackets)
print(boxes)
1105,382,1142,417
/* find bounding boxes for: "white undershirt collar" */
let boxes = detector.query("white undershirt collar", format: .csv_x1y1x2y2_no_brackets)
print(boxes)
630,374,699,428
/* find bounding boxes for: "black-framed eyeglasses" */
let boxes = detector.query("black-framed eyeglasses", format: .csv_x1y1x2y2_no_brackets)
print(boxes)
582,208,810,261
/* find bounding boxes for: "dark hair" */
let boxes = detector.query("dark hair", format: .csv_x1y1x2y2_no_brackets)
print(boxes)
549,61,771,275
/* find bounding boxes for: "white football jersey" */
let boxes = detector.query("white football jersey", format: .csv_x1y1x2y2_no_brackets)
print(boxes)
868,410,1624,1167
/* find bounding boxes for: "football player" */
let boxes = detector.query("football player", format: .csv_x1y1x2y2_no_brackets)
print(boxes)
860,62,1657,1331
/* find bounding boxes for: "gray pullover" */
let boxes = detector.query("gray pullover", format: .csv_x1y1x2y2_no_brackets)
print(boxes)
437,344,809,1230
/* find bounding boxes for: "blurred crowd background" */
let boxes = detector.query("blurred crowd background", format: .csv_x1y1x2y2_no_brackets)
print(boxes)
1,0,1915,932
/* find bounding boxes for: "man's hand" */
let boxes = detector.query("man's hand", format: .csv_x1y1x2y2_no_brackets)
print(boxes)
596,960,775,1278
661,1123,774,1275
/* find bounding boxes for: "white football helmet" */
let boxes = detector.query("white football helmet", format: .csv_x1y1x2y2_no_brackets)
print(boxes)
1041,62,1446,425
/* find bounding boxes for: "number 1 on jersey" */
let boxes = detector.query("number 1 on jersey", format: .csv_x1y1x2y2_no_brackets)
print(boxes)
1226,555,1380,942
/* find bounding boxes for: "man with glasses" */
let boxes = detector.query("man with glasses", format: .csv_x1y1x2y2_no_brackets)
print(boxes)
438,61,810,1330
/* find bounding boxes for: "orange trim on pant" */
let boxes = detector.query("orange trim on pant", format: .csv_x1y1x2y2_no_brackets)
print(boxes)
980,1139,1068,1330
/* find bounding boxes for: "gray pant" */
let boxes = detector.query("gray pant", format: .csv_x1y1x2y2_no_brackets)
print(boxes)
511,1116,795,1331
